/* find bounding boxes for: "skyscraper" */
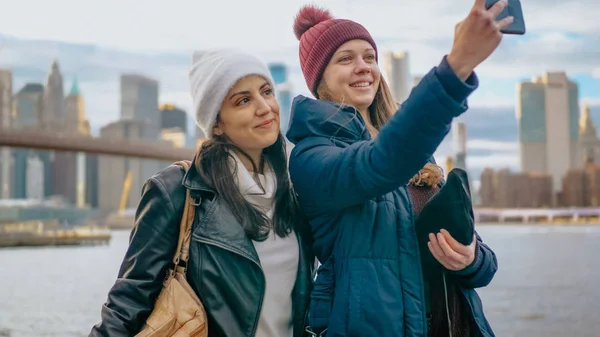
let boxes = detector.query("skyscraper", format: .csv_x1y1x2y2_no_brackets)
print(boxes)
42,60,66,132
383,51,410,103
452,121,467,170
98,120,157,212
268,63,287,85
160,104,187,131
12,83,46,199
268,63,293,134
48,78,91,205
40,61,67,200
412,75,423,89
85,154,99,208
451,121,476,201
160,104,188,149
120,74,160,137
578,103,598,162
65,78,90,136
277,82,293,134
516,72,580,192
25,155,44,200
13,83,43,129
63,79,91,207
0,69,12,199
119,74,161,198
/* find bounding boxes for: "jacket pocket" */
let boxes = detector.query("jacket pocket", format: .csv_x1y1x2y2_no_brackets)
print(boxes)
309,257,335,330
346,259,405,337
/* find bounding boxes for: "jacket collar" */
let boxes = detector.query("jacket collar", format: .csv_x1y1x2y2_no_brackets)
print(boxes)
181,162,214,193
286,95,371,145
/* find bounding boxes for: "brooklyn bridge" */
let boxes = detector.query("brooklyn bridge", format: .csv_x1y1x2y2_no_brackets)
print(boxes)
0,128,195,161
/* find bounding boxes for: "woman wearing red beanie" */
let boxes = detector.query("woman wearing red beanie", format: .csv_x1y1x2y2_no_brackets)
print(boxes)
287,1,510,336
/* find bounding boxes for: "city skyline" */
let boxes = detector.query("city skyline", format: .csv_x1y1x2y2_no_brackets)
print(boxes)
2,43,599,172
1,27,599,113
2,42,600,182
0,0,599,182
0,0,598,112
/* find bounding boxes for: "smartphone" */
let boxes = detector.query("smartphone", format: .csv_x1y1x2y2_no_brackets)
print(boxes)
486,0,526,35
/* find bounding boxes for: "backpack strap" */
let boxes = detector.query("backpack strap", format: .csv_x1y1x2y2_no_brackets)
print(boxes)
170,160,199,276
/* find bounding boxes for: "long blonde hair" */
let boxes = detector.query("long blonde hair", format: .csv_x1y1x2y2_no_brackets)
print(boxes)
317,76,443,187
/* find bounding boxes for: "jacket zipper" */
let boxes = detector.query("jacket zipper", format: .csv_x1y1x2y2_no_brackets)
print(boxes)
404,187,430,336
195,237,266,337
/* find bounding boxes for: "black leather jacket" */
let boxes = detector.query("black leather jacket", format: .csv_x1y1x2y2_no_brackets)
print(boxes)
90,163,316,337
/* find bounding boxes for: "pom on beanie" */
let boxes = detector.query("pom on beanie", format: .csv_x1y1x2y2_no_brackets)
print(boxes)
293,5,333,40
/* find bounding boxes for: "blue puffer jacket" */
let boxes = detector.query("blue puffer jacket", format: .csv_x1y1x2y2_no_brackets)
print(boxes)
286,56,497,337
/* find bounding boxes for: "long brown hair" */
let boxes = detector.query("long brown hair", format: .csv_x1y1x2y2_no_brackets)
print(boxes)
193,133,303,241
317,76,443,187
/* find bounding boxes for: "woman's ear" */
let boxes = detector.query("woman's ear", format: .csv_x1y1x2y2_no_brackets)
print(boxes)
213,125,223,136
212,116,223,136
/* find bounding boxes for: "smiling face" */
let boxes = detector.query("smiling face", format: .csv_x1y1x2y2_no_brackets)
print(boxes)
213,75,280,158
319,39,380,113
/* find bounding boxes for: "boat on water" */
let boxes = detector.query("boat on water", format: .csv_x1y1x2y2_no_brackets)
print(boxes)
0,198,111,248
0,221,111,247
104,208,136,230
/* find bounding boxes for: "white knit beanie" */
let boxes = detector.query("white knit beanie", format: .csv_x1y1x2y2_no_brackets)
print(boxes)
189,49,275,139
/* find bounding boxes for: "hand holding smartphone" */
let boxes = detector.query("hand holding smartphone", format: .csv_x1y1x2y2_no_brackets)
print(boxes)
447,0,521,81
485,0,526,34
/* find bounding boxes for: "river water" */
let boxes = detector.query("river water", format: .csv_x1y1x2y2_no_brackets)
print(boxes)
0,224,598,337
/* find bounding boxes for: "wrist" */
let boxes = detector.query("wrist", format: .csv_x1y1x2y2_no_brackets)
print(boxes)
452,242,481,276
447,53,473,82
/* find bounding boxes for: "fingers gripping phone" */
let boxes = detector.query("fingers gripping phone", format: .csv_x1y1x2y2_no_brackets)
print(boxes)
486,0,526,35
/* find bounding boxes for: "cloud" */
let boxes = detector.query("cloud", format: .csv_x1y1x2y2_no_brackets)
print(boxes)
468,89,515,108
161,91,192,112
583,97,600,106
388,30,600,82
519,0,600,35
476,32,600,79
251,27,600,108
434,138,519,177
340,1,600,82
467,154,519,170
0,37,196,133
1,0,599,55
467,140,518,152
1,0,599,142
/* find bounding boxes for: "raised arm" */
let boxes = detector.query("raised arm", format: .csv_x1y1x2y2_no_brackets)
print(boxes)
89,176,180,336
289,56,477,214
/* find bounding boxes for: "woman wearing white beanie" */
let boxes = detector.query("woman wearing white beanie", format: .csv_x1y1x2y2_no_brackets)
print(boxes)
90,49,315,337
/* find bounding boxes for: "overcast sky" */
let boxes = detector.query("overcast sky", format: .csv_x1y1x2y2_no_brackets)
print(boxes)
0,0,598,174
1,0,598,103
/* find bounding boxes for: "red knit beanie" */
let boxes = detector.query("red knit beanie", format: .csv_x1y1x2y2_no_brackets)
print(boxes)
293,5,378,97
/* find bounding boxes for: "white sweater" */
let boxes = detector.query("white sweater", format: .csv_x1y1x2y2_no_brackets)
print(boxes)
230,151,299,337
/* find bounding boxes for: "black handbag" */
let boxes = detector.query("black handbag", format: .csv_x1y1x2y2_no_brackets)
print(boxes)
408,168,475,337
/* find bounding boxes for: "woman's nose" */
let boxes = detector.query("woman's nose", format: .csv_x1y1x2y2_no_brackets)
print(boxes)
255,97,271,116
